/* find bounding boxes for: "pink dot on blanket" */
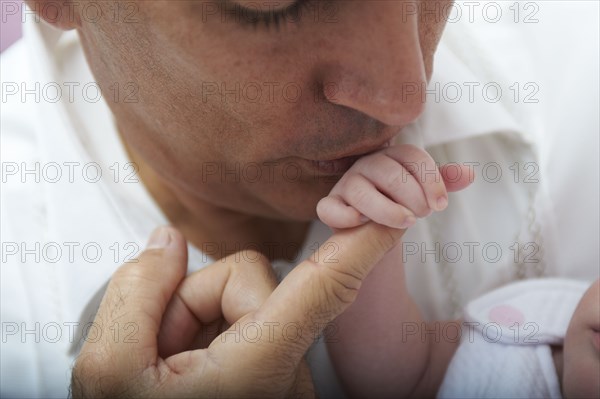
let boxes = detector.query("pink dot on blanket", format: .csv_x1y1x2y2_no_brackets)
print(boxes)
488,305,525,326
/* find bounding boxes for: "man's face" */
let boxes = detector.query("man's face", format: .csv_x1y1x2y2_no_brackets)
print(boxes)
77,0,451,220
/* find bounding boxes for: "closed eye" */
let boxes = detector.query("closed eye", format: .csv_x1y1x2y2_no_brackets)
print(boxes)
221,0,314,31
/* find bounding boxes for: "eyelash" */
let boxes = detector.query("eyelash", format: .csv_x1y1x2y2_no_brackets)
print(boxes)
233,0,314,31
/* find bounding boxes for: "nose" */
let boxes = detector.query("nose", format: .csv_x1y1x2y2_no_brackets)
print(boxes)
317,3,427,127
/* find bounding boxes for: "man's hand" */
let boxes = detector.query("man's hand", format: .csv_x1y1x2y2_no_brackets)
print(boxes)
71,223,404,398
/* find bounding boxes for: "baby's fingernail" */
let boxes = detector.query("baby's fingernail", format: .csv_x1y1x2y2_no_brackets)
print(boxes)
399,216,416,229
436,196,448,211
360,215,370,223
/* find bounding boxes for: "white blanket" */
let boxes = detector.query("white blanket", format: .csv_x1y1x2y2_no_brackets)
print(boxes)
438,278,589,399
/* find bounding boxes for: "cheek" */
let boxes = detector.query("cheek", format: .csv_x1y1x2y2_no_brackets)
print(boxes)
417,0,453,78
563,343,600,398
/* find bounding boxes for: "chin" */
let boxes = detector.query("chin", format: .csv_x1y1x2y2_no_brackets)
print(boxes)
250,179,335,222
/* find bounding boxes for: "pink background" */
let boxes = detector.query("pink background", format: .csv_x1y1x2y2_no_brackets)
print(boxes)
1,0,23,53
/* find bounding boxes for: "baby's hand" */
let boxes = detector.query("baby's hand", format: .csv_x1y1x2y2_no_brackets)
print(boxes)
317,144,473,230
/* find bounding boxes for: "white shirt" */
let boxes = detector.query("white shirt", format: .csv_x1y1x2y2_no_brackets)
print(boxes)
2,1,598,397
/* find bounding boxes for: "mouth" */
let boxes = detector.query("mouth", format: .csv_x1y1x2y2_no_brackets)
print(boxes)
301,139,393,176
592,328,600,352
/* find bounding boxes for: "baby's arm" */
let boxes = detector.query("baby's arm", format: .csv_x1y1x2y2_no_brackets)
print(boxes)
317,144,472,398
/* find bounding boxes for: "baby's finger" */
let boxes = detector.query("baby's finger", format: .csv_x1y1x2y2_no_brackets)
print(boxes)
440,163,475,192
352,153,431,217
383,145,448,212
339,174,416,229
317,195,367,229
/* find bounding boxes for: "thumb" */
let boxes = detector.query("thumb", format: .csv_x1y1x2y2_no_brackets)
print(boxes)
249,222,403,363
77,226,188,381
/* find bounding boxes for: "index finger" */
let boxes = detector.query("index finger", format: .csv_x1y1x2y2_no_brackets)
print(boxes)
251,222,404,361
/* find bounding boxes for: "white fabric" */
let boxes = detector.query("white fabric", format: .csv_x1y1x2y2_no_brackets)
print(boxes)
1,1,599,397
437,278,589,399
463,278,589,345
400,0,600,320
439,339,562,399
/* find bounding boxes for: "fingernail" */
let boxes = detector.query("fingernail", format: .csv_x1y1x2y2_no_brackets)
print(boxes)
399,216,416,229
359,215,370,223
436,196,448,211
147,226,171,249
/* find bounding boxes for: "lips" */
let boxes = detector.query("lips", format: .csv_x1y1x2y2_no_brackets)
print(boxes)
592,328,600,352
304,139,392,175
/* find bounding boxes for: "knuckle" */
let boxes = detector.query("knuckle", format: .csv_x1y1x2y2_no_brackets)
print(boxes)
228,249,277,285
113,261,158,290
323,272,360,309
71,352,121,398
294,260,359,322
413,203,431,218
369,225,400,256
135,248,165,265
351,190,369,209
319,263,363,308
387,172,409,194
115,248,164,281
388,208,413,226
229,249,270,269
72,350,158,398
347,178,370,208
